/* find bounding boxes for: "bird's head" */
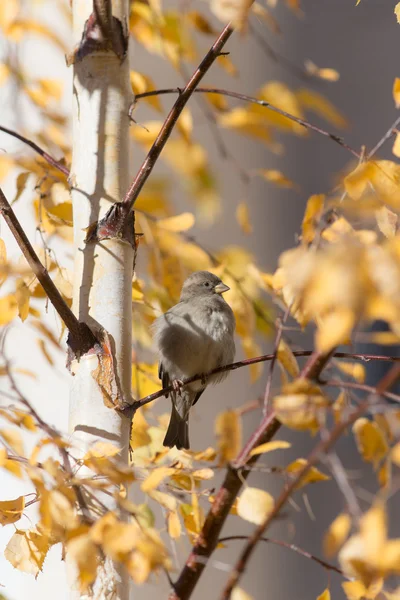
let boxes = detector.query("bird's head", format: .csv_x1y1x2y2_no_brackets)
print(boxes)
180,271,230,301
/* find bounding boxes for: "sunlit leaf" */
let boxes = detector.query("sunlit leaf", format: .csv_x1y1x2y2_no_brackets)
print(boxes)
237,487,274,525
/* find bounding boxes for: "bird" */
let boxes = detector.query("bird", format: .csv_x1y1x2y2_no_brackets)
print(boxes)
152,271,236,450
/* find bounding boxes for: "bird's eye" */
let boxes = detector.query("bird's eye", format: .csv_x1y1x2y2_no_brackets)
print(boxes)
204,281,210,287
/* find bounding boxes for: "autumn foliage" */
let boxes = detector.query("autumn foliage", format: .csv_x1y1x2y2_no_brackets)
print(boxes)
2,1,400,600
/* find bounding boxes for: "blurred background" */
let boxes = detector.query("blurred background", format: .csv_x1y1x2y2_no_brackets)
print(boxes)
0,0,399,598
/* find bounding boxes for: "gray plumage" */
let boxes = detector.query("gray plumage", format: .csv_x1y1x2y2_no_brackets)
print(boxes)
152,271,236,450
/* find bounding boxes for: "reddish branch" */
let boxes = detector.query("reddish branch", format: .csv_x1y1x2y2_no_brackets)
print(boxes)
168,350,332,600
132,349,400,412
220,359,400,597
0,125,69,176
135,87,360,158
123,25,234,211
0,187,96,354
218,536,344,577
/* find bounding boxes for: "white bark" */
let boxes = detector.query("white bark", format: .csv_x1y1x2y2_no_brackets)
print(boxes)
69,1,133,598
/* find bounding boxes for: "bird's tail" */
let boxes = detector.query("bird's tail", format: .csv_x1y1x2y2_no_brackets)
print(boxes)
163,403,189,450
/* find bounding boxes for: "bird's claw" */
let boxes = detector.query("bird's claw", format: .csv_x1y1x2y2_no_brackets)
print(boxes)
172,379,184,394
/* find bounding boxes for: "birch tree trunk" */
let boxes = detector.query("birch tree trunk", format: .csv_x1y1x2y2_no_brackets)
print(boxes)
68,1,133,598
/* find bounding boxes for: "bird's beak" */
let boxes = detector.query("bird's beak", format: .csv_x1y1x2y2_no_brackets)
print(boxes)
214,282,230,295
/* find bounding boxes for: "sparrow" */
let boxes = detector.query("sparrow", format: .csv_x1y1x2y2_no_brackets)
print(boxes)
152,271,236,450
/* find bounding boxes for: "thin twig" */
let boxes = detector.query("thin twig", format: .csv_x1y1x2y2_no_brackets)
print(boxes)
218,536,344,576
367,115,400,159
124,24,234,211
263,307,291,417
133,350,398,412
135,87,360,158
0,125,69,176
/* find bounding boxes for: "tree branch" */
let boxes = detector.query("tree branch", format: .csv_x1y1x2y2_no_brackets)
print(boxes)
131,350,399,412
134,87,360,158
0,187,96,354
218,536,344,577
168,350,332,600
220,359,400,597
0,125,69,176
123,24,234,212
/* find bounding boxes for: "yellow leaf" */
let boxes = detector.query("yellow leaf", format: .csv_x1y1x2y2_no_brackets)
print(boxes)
315,308,354,353
167,510,181,538
15,278,30,322
317,589,331,600
277,339,299,377
395,3,400,24
394,78,400,108
0,294,17,325
141,467,176,493
297,89,348,129
241,336,263,382
67,533,99,591
257,169,297,189
237,487,274,525
132,362,160,399
130,71,162,112
0,495,25,525
232,588,254,600
210,0,253,32
215,409,242,464
274,379,328,433
285,459,330,489
5,527,53,576
130,409,152,450
376,206,398,238
342,580,383,600
249,440,291,457
187,11,218,35
219,107,279,150
156,212,195,232
236,202,252,234
148,490,177,512
301,194,325,244
353,418,388,466
46,202,73,226
177,108,193,144
84,442,120,460
323,513,351,557
0,428,24,455
305,60,339,82
0,0,19,30
336,361,365,383
345,160,400,209
13,172,31,204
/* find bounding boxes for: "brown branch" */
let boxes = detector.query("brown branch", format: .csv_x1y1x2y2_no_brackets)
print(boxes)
133,349,399,413
220,359,400,597
0,187,96,354
218,536,344,576
134,87,360,158
169,350,331,600
0,125,69,176
324,379,400,404
123,24,234,211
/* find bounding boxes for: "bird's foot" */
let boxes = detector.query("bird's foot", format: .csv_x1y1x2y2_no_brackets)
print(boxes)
200,373,207,386
172,379,184,394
